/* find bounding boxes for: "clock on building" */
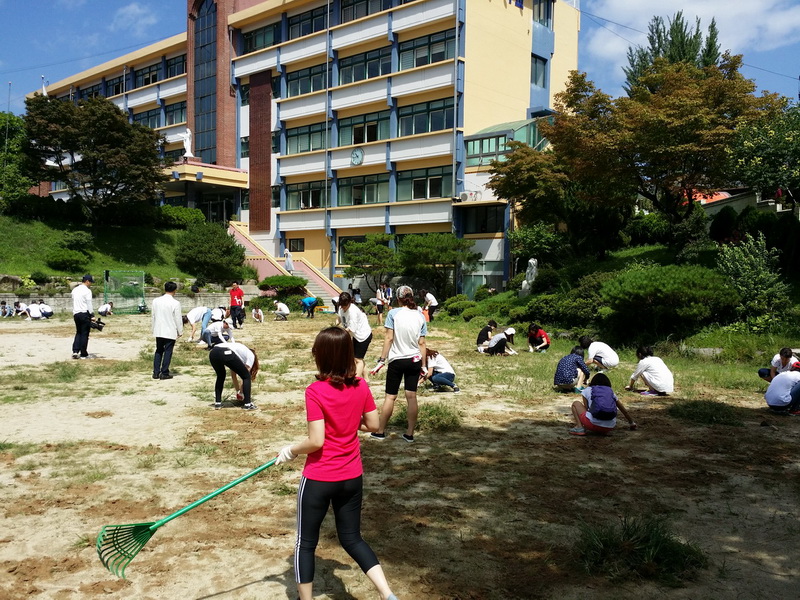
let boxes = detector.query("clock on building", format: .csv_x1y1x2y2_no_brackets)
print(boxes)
350,147,364,166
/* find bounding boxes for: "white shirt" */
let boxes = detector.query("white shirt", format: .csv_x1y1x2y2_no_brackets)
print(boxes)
252,307,264,319
187,306,208,324
630,356,674,394
39,303,52,313
487,332,507,349
71,284,93,314
205,320,233,344
588,341,619,368
27,304,42,318
339,304,372,342
424,292,438,307
215,342,255,369
770,353,799,374
275,302,289,314
385,307,427,362
151,294,184,340
98,303,112,314
428,353,454,375
210,307,226,321
765,371,800,407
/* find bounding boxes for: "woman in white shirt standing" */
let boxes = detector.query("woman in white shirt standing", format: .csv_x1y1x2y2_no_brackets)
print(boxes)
420,289,439,322
336,291,373,378
626,345,674,396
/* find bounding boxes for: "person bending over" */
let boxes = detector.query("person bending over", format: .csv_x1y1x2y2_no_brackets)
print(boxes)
487,328,517,356
553,346,591,392
569,373,637,436
758,347,799,383
578,336,619,371
208,341,259,410
335,291,373,379
626,345,674,396
421,348,460,393
528,323,550,353
764,361,800,415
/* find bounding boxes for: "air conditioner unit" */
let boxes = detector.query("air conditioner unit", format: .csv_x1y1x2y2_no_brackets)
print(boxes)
459,192,471,202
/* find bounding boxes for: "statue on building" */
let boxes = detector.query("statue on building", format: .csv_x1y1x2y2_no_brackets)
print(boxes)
182,127,194,158
518,257,538,298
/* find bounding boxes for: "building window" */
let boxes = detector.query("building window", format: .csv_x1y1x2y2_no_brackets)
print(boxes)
194,0,217,164
288,238,305,252
135,63,160,88
338,174,390,206
462,205,505,234
341,0,391,23
240,136,250,158
288,6,327,40
271,185,281,208
166,55,187,78
397,166,452,201
338,235,368,265
243,22,282,53
287,64,329,97
286,180,329,210
531,54,547,88
133,108,161,129
240,190,250,210
466,135,508,167
533,0,552,27
163,148,184,163
240,83,250,106
399,30,456,70
79,83,102,100
106,75,124,96
338,110,390,146
339,46,392,85
286,122,327,154
165,101,187,126
398,98,454,137
272,130,281,153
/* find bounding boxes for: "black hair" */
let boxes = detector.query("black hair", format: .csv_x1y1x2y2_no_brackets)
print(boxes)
590,373,612,387
487,319,498,328
164,281,178,293
529,323,540,334
570,346,585,357
338,291,352,310
779,347,794,359
578,335,593,349
636,345,654,359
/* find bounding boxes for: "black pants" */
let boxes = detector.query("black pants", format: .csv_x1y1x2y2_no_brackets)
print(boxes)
153,337,176,377
427,305,437,321
72,312,91,357
209,345,251,402
295,475,379,584
230,305,244,328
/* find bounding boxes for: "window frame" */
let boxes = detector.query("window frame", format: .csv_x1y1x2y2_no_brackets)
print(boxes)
397,98,454,137
133,107,161,129
338,46,392,85
165,101,187,126
288,238,305,252
338,109,390,146
396,166,453,201
243,22,282,53
135,63,160,88
166,55,187,78
288,6,327,41
398,29,456,71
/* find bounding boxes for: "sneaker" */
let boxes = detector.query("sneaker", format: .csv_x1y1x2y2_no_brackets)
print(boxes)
452,386,461,394
573,386,586,393
72,353,79,360
569,427,586,436
369,432,386,440
640,390,659,396
789,410,800,416
159,373,174,380
79,355,90,360
152,374,160,380
213,402,222,410
242,403,258,411
402,433,415,443
539,349,547,354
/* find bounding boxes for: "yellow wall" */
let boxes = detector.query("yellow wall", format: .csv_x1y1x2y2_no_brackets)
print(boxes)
289,229,330,267
550,0,580,107
462,1,532,135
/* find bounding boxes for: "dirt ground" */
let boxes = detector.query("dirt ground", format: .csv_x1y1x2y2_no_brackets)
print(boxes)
0,314,798,599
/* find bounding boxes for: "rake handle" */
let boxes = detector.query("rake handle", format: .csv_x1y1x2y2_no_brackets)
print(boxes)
150,457,277,531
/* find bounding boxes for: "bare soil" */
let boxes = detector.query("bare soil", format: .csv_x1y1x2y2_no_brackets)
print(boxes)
0,315,798,599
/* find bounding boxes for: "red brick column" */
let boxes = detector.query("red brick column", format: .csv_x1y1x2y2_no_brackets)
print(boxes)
249,70,273,233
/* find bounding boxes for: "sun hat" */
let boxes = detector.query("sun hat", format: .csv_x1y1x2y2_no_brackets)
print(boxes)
505,327,516,335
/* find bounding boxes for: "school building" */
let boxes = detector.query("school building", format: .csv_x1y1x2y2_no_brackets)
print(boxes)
39,0,580,296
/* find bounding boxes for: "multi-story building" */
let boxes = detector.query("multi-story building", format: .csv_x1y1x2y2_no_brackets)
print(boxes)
39,0,579,295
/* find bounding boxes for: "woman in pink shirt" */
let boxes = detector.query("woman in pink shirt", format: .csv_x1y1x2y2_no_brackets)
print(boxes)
276,327,398,600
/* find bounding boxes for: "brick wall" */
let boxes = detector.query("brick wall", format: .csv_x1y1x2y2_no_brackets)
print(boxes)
249,70,273,233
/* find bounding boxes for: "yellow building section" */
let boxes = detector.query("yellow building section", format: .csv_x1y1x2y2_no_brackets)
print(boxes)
550,0,581,107
169,163,248,188
288,229,332,268
462,2,532,135
395,19,454,43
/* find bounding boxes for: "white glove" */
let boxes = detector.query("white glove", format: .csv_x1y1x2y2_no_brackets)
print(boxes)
276,445,297,465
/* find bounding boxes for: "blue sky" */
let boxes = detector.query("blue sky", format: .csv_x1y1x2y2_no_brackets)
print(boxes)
1,0,799,115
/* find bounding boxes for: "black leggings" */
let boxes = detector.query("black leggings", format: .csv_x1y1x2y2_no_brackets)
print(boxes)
209,346,251,402
295,475,379,584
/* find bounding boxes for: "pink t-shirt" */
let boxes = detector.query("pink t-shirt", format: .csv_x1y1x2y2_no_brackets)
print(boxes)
302,378,376,482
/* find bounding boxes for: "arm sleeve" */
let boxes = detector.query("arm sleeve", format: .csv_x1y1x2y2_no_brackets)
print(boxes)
306,385,325,422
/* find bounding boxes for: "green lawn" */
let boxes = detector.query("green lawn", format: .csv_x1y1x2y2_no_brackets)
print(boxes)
0,215,191,280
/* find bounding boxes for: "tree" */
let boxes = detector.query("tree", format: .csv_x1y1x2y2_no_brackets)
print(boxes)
488,141,633,258
0,111,35,210
21,95,168,221
397,233,481,298
542,57,784,226
341,233,400,294
727,102,800,200
175,223,246,283
624,11,720,96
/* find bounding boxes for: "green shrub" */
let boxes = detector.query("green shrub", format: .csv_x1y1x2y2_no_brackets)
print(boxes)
460,306,483,322
505,273,525,293
144,272,154,285
61,231,94,253
239,263,259,282
444,300,477,316
600,265,739,339
709,206,738,242
624,212,671,246
257,275,309,295
576,515,707,585
46,248,88,272
441,294,469,311
118,284,141,299
248,296,273,311
529,267,563,294
156,205,206,229
175,223,246,283
667,400,744,427
29,271,49,285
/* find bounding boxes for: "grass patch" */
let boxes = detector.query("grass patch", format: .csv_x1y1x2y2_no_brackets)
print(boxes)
71,534,92,550
667,400,744,427
388,403,462,432
576,515,708,586
0,441,41,457
43,362,81,383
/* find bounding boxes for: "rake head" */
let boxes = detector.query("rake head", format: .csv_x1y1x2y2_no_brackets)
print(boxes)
96,522,157,578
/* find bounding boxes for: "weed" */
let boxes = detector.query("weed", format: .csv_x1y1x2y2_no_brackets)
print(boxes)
44,362,81,383
667,400,744,427
136,454,162,470
273,360,290,376
192,444,218,456
576,515,707,586
272,482,296,496
174,455,198,468
388,403,462,431
150,399,168,406
71,534,91,550
0,441,41,457
11,384,26,391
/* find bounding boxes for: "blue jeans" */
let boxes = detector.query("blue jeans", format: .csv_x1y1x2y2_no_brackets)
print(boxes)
201,309,213,331
789,381,800,412
431,371,456,388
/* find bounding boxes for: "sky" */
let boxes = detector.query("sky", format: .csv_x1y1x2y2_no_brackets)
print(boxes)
1,0,799,116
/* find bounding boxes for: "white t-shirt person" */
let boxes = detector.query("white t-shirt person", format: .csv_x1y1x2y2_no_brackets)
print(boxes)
339,303,372,342
587,341,619,369
765,371,800,408
385,307,427,362
630,356,674,394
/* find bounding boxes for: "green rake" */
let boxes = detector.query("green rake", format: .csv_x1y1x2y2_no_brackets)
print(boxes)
96,457,277,578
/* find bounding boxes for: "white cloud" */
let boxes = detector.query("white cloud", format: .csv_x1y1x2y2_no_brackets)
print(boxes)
580,0,800,96
109,2,158,38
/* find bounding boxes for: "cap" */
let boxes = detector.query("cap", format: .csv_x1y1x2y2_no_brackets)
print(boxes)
82,274,94,283
224,317,234,326
505,327,516,335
